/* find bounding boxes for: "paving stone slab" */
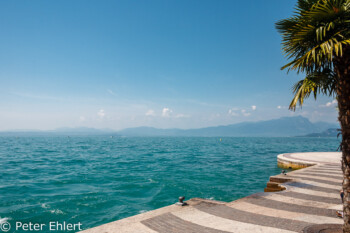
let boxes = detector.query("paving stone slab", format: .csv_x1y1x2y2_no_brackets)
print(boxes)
275,191,341,205
141,213,230,233
285,176,342,185
243,196,338,218
286,182,340,193
193,201,311,232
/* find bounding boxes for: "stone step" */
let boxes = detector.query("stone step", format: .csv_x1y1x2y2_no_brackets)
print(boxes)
269,176,293,183
264,182,286,192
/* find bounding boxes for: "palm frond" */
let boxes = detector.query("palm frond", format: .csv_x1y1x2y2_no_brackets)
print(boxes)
289,69,337,110
276,0,350,73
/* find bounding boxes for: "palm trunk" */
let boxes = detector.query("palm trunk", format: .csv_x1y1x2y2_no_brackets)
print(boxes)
334,46,350,233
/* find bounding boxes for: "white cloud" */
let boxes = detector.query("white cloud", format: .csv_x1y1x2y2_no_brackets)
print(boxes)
325,99,337,107
277,106,282,109
228,108,239,116
228,108,252,117
79,116,86,122
98,109,105,118
162,108,172,117
145,109,156,116
241,109,251,116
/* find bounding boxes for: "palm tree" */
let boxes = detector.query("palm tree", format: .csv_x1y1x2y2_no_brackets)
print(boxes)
276,0,350,231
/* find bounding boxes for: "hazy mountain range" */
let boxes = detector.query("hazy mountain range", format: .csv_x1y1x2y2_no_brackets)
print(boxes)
301,128,339,138
0,116,339,137
118,116,338,137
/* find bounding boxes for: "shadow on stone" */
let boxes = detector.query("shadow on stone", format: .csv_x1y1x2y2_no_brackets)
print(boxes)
301,224,342,233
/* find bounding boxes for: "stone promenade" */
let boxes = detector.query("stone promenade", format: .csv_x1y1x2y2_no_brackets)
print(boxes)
81,152,342,233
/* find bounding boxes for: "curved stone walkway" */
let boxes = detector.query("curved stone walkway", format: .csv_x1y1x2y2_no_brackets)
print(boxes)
277,152,341,169
80,155,343,233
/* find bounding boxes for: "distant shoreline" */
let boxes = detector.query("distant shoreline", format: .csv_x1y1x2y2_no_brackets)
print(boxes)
0,116,339,137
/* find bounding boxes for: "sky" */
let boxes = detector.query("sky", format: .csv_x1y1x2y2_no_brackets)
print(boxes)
0,0,339,131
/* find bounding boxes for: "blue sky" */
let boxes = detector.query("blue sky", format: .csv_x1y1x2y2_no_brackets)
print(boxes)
0,0,338,130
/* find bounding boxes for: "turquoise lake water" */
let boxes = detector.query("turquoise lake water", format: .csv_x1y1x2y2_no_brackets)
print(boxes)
0,136,340,232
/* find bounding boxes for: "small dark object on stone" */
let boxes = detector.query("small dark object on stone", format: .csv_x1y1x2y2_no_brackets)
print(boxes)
340,190,344,203
282,170,287,175
336,210,343,218
176,196,187,206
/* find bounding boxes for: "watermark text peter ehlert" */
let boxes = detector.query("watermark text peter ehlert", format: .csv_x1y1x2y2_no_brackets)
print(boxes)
4,221,82,232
